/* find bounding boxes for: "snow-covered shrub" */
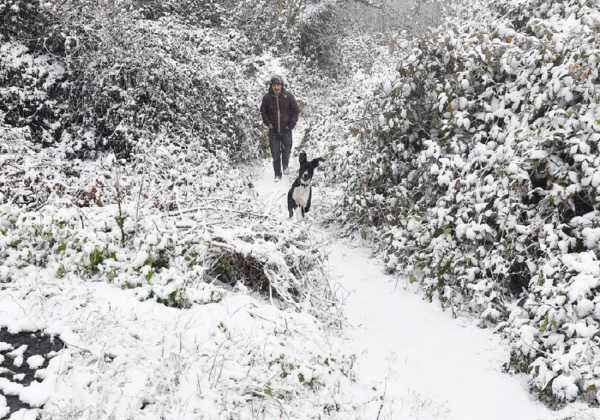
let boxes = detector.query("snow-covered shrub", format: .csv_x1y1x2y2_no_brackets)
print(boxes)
1,0,304,160
1,279,357,419
60,17,258,159
305,0,600,407
1,210,358,419
0,42,66,145
128,0,227,24
0,0,52,49
230,0,305,55
0,190,338,319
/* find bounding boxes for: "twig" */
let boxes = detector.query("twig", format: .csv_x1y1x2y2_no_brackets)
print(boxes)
114,168,127,246
134,175,145,237
167,206,268,219
376,376,388,420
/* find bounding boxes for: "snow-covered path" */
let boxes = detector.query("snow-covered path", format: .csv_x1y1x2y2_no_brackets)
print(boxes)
329,241,558,420
252,122,597,420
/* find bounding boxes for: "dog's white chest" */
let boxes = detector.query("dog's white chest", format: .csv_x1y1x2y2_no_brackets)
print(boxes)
292,184,310,208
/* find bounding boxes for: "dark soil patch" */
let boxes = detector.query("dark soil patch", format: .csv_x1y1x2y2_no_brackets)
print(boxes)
0,328,64,419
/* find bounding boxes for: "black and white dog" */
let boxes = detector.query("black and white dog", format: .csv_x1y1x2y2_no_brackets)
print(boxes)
287,151,324,218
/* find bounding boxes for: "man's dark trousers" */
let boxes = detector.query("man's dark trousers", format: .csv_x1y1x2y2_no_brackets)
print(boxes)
269,128,292,177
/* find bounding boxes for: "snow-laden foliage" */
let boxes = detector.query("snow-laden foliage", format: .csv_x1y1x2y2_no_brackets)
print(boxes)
306,0,600,408
0,136,356,418
0,0,312,159
1,118,340,320
0,201,339,318
0,0,55,49
299,0,343,73
0,128,360,417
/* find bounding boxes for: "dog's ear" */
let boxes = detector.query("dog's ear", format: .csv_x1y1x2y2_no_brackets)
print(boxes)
299,151,307,166
311,157,324,169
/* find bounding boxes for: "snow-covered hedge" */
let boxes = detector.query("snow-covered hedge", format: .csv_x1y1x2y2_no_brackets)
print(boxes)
0,0,312,160
307,0,600,407
0,0,54,49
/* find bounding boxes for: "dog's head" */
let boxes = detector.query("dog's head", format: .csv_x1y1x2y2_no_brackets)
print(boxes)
298,151,324,185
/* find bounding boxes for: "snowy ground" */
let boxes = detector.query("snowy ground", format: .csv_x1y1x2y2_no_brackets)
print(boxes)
0,260,355,419
1,118,598,419
253,120,600,420
329,240,599,420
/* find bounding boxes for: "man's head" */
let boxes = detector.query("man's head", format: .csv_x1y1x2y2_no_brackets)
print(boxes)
270,76,283,94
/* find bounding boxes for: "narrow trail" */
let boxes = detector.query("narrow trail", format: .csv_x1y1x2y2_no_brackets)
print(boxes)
252,121,595,420
330,241,561,420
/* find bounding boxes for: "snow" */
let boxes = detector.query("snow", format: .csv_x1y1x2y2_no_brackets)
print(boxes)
0,226,354,419
568,273,600,302
552,374,579,402
2,2,600,416
582,227,600,248
8,409,39,420
26,355,45,369
328,240,544,419
19,380,53,408
529,149,548,160
0,394,9,418
519,324,538,349
562,252,600,275
7,345,27,359
0,377,24,396
577,298,595,318
0,342,13,351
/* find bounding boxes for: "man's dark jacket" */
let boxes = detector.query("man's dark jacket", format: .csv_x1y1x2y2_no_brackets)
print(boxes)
260,86,299,133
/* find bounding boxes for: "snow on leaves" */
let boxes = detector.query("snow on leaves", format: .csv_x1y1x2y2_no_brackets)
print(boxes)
305,0,600,408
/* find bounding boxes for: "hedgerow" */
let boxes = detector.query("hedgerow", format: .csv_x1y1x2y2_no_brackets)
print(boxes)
308,0,600,407
0,0,313,160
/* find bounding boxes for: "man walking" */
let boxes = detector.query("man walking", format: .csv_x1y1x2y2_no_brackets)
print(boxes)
260,76,299,181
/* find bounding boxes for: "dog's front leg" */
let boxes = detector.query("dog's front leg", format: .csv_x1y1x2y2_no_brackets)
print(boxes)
287,189,295,218
305,188,312,213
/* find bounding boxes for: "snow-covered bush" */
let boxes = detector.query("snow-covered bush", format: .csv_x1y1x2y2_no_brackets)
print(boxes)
0,42,66,145
307,0,600,407
1,0,310,160
1,280,357,419
60,18,258,159
0,182,339,319
0,208,357,418
0,0,54,49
